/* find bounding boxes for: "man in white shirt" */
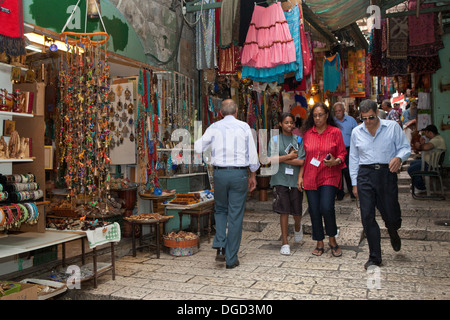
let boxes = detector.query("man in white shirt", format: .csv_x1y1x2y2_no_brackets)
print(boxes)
194,99,260,269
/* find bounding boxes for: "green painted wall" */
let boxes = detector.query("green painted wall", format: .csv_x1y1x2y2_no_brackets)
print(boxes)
23,0,148,64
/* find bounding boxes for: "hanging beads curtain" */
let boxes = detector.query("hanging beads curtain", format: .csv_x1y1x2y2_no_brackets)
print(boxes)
57,1,111,212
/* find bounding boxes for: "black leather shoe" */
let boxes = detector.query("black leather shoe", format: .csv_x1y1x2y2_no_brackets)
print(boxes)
388,229,401,252
215,248,225,261
226,259,240,269
364,260,382,270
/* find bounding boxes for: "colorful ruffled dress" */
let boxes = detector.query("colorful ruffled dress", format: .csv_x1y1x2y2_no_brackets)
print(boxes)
241,2,297,83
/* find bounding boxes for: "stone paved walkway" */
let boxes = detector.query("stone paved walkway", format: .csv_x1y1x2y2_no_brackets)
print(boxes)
58,161,450,301
61,207,450,300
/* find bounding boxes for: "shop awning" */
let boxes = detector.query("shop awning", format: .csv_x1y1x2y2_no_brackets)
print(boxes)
303,0,368,32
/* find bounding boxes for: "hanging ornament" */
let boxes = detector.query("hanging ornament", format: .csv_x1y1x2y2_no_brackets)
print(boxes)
125,88,132,101
108,90,115,102
127,103,134,114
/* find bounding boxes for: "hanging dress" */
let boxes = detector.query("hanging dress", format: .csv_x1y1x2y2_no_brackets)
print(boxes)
241,2,296,69
323,53,342,92
284,4,303,82
196,0,217,70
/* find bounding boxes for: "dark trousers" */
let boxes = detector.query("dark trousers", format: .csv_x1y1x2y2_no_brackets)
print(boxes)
357,167,402,263
305,185,338,241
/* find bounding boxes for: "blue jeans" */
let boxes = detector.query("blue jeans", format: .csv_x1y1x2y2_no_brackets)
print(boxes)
407,159,428,190
305,185,338,241
213,168,248,266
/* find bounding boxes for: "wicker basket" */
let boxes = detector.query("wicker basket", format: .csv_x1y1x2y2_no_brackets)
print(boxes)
163,237,198,248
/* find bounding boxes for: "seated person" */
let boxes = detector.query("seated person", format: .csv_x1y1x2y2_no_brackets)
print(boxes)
408,124,447,193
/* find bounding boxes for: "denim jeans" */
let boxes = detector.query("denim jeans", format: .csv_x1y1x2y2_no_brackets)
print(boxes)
305,185,338,241
407,159,428,190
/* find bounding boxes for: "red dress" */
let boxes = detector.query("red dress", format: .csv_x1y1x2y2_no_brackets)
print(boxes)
302,125,347,190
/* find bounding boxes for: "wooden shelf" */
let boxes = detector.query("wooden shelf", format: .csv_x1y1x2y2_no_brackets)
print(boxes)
0,62,28,72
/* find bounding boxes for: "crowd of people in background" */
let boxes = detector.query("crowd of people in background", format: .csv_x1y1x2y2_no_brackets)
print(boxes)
195,97,446,271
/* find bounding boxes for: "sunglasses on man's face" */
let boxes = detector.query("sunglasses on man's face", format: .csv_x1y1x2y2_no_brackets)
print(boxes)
360,115,377,121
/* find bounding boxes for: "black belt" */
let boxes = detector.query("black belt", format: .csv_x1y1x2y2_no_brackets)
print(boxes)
360,164,389,170
213,166,248,170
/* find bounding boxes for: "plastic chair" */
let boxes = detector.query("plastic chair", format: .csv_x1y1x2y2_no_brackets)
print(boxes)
410,149,446,200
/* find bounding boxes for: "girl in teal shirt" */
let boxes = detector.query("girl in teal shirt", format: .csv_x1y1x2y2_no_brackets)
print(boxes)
268,113,306,255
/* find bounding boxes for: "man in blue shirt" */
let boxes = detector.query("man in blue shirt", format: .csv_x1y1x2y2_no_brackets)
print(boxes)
333,102,358,200
401,101,418,143
349,99,411,270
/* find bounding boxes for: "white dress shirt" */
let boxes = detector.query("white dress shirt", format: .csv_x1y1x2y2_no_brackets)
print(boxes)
194,115,260,172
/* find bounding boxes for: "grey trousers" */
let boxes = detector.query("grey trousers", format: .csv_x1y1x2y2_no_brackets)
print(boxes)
212,168,248,266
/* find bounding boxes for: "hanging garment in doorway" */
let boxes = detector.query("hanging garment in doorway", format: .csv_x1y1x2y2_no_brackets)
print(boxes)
323,53,342,93
284,4,303,82
241,2,296,69
196,0,217,70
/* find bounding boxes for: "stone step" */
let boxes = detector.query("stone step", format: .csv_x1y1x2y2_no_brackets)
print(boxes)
243,209,450,246
246,194,450,218
243,193,450,245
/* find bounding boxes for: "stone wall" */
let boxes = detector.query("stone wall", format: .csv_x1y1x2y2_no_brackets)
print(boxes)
109,0,197,79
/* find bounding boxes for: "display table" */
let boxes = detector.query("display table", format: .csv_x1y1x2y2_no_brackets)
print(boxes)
125,216,172,258
139,191,176,213
130,219,161,258
0,226,119,289
164,199,214,248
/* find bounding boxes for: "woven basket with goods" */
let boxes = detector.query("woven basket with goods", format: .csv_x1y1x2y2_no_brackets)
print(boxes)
163,231,198,248
124,213,172,223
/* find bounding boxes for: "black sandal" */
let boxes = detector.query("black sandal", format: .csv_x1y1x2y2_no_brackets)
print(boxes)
312,247,324,256
329,244,342,257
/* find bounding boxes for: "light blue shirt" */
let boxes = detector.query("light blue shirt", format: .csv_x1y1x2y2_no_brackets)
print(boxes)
334,115,358,147
401,108,417,125
349,119,411,186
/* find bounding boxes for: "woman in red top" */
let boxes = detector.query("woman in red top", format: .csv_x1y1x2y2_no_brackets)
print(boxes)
297,102,347,257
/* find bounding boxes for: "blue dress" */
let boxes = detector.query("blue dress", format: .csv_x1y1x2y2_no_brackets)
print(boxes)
284,4,303,81
323,53,342,92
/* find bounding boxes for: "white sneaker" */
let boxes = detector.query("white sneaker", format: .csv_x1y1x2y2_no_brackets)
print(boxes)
294,225,303,242
280,244,291,255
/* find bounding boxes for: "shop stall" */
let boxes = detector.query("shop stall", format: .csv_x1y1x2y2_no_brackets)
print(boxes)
0,0,212,297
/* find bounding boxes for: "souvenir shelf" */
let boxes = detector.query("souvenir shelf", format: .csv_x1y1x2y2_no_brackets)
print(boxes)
0,81,47,234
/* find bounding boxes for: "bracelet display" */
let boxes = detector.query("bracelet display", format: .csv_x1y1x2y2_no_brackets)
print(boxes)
0,172,42,231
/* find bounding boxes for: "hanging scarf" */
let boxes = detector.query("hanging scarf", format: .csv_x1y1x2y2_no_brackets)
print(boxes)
0,0,25,56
